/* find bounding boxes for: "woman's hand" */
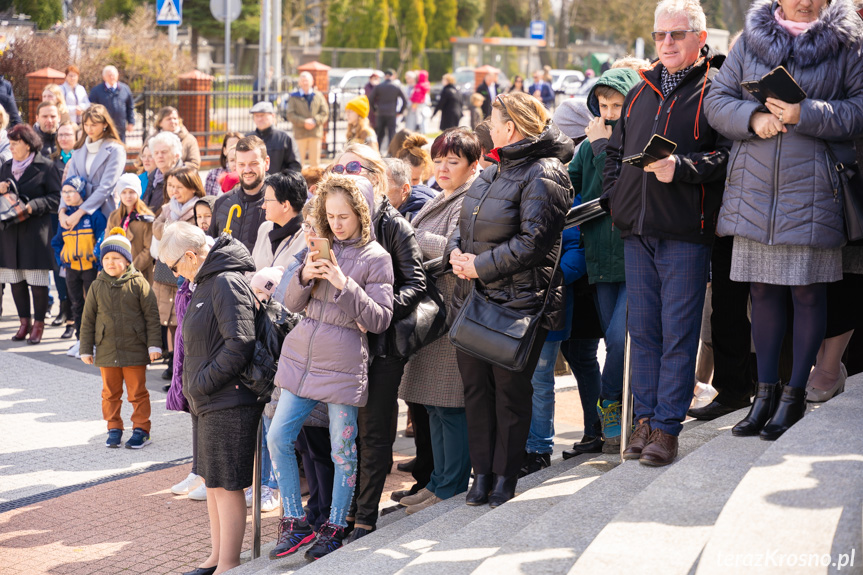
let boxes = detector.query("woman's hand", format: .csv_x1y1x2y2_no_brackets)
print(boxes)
644,156,677,183
301,253,325,284
765,98,801,125
451,251,479,280
0,181,8,195
24,203,32,215
81,355,94,365
63,209,85,230
150,351,162,362
318,253,347,291
750,112,787,139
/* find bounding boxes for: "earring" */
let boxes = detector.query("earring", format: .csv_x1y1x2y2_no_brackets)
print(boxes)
103,127,107,132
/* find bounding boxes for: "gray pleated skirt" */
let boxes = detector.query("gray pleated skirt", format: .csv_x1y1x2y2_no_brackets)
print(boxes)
730,236,842,285
197,403,264,491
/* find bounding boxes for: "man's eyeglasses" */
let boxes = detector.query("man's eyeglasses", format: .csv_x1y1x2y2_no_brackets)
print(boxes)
651,30,698,42
332,161,370,175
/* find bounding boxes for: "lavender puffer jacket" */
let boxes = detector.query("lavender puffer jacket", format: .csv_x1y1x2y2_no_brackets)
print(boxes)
276,236,394,407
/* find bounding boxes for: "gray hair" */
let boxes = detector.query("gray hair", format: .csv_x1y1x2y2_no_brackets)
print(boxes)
654,0,707,33
159,221,208,264
149,130,183,159
299,71,313,82
102,65,119,77
384,157,410,189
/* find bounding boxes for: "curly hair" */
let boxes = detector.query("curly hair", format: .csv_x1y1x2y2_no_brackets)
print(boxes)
313,174,372,247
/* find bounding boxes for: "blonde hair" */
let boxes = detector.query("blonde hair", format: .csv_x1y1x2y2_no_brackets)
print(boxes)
313,174,372,247
0,104,9,131
443,73,456,85
395,134,433,182
492,91,549,139
470,93,485,107
42,84,70,120
339,143,388,200
347,116,375,148
611,56,652,71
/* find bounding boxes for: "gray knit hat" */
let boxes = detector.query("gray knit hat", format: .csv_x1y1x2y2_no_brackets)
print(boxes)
552,99,594,141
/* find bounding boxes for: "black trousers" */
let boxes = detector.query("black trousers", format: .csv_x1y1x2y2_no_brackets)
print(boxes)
295,426,334,531
456,329,548,478
353,355,407,527
375,114,397,151
710,236,755,408
406,401,434,491
66,267,97,338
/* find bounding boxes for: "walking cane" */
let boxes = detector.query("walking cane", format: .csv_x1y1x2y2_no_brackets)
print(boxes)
620,309,634,458
221,204,263,559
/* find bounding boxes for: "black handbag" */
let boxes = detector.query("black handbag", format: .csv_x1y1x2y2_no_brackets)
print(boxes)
448,190,562,372
825,143,863,242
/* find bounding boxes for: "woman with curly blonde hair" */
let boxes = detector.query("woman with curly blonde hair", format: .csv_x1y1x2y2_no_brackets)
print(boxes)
267,174,394,561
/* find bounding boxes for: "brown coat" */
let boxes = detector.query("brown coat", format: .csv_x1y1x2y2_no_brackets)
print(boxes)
286,90,329,140
399,176,476,408
107,209,155,284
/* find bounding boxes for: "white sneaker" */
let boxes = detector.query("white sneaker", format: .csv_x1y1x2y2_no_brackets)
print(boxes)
261,487,281,513
171,472,203,495
188,482,207,501
66,340,80,357
245,486,254,507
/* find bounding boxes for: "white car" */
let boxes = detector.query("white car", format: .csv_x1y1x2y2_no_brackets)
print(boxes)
549,69,586,94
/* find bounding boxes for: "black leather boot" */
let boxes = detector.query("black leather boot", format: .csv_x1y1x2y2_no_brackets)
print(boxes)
488,475,517,509
760,386,806,441
51,299,70,326
465,473,493,506
732,381,783,437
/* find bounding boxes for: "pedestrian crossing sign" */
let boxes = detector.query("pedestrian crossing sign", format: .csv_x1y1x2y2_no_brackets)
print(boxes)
156,0,182,25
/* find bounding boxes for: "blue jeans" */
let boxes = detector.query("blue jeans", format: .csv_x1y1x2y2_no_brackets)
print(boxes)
561,338,602,436
424,406,471,499
594,282,627,402
268,390,358,528
526,340,561,455
260,415,278,489
624,236,710,436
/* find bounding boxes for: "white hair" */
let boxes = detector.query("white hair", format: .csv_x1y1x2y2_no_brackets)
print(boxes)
405,71,417,82
299,71,313,82
149,130,183,159
654,0,707,32
102,65,119,77
159,221,208,264
384,157,410,189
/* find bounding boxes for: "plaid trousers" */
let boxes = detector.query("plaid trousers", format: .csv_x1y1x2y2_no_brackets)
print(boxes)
624,236,711,436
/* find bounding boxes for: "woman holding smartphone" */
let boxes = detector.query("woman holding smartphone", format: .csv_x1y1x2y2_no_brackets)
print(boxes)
267,174,394,562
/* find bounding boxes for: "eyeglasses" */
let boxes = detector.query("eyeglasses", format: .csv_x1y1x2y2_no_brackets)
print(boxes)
61,189,80,195
332,161,370,175
169,253,185,273
496,94,509,113
301,222,314,233
651,30,698,42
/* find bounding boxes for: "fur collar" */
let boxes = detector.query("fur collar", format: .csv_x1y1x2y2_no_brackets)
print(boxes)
743,0,863,68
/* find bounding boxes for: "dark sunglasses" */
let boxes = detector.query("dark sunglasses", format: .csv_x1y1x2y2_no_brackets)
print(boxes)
332,161,370,175
651,30,698,42
169,253,185,273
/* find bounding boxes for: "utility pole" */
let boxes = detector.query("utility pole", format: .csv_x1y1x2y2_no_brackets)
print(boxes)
272,0,283,88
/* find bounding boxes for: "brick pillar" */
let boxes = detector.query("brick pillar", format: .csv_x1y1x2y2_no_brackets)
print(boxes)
25,67,66,124
297,61,331,92
177,70,213,149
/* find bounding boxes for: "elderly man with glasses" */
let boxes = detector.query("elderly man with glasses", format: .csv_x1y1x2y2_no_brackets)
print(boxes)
601,0,730,466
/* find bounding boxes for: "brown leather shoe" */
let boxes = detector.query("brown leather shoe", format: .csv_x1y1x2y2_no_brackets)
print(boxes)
28,320,45,345
622,419,651,460
639,429,679,467
12,317,30,341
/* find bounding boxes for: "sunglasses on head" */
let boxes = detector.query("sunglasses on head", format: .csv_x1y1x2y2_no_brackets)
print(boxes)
651,30,698,42
332,161,369,175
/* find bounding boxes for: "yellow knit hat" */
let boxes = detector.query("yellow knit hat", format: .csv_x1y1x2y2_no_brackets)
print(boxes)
346,95,370,119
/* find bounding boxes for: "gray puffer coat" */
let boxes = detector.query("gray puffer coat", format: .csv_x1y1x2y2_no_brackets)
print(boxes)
275,184,395,407
704,0,863,249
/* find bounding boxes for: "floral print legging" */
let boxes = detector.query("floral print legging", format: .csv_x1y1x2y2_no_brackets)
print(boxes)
268,389,358,528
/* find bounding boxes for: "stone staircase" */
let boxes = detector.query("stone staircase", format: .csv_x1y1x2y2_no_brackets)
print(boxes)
231,374,863,575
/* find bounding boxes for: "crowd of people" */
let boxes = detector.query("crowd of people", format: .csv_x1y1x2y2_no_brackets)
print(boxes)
3,0,862,573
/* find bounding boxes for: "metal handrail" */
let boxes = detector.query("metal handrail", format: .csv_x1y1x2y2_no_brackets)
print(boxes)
252,419,263,559
620,310,634,457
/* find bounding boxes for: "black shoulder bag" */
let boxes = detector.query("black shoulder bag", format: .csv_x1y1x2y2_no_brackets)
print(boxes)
825,142,863,242
448,192,562,372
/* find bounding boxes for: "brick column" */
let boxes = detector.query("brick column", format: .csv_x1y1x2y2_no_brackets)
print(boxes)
25,67,66,124
177,70,213,149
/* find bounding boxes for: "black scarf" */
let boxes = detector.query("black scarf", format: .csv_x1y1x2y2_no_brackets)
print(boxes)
269,214,302,254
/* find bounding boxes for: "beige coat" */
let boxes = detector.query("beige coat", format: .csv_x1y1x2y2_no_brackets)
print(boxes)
251,220,307,273
286,90,329,140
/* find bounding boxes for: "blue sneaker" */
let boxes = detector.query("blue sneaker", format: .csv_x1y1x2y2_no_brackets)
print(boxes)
106,429,123,448
125,428,151,449
597,399,622,453
305,522,346,561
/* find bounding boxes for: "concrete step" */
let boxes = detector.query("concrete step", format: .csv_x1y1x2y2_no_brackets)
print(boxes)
467,415,740,575
569,406,762,574
290,452,602,575
696,374,863,575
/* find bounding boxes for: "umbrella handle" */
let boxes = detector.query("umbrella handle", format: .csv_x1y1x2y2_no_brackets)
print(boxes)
224,204,242,235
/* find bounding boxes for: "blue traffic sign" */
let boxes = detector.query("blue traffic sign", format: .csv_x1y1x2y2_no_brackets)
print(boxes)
157,0,182,25
530,20,546,40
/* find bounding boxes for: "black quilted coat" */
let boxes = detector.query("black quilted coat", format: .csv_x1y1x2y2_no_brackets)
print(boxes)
446,123,574,331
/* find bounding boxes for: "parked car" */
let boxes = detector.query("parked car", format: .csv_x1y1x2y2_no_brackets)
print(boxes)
565,77,599,107
549,69,585,94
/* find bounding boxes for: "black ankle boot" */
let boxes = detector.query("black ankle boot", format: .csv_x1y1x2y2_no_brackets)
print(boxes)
465,473,493,506
488,475,517,509
52,300,70,327
760,386,806,441
732,381,783,437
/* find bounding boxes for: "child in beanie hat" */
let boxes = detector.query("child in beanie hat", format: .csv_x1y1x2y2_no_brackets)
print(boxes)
251,266,285,303
345,95,370,119
80,226,162,449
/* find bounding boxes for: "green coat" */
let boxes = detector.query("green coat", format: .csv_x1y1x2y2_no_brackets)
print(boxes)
79,265,162,368
570,67,641,285
286,90,329,140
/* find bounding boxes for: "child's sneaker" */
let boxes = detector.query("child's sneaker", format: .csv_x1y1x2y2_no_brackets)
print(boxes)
66,340,80,357
106,429,122,448
305,522,346,561
188,482,207,501
245,486,254,507
269,516,315,559
124,428,151,449
171,473,203,495
261,487,281,513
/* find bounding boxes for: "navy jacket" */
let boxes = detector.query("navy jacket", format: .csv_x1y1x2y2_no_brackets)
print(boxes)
0,77,21,127
88,83,135,141
399,185,438,222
